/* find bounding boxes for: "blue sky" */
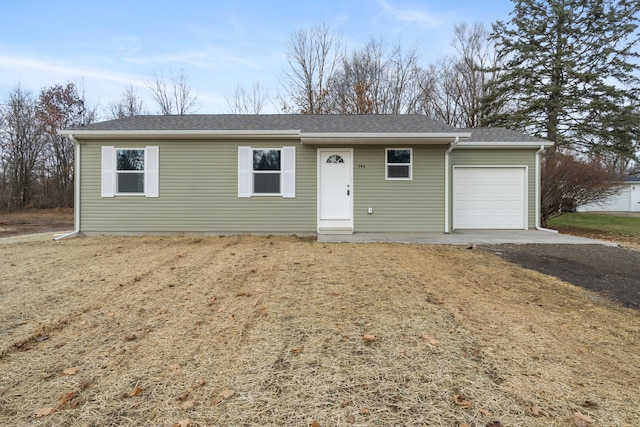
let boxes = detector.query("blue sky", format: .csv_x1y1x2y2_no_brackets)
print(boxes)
0,0,514,116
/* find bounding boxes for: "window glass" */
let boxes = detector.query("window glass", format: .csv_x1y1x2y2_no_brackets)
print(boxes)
117,149,145,170
387,149,411,164
387,165,410,178
253,149,281,194
118,173,145,193
116,149,145,193
254,173,280,194
386,148,412,180
253,150,281,170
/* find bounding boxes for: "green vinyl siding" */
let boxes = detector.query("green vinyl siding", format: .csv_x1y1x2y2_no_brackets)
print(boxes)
79,139,539,234
353,145,446,232
450,149,537,229
80,139,316,233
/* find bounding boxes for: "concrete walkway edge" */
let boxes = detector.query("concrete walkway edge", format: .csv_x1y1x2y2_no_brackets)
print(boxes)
317,230,617,246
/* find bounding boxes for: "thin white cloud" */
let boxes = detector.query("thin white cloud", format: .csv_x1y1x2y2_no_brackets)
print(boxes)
124,51,210,67
376,0,441,29
123,49,260,70
0,54,146,87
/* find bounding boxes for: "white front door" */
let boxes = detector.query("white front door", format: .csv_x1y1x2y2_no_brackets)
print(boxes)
318,149,353,233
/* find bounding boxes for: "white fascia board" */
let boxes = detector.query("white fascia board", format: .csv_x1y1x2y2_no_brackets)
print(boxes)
300,132,472,145
57,129,302,140
456,140,554,149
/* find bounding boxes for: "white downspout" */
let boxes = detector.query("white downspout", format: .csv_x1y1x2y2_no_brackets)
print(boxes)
534,144,557,233
54,135,82,240
444,136,460,233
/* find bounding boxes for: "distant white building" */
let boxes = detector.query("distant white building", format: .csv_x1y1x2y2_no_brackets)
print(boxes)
578,178,640,212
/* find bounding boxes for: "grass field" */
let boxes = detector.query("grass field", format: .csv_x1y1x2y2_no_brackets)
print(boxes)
1,233,639,426
548,213,640,249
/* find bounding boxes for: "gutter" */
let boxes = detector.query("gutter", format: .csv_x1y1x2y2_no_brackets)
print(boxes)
444,136,460,233
54,134,83,240
534,144,557,233
58,129,301,140
300,131,472,146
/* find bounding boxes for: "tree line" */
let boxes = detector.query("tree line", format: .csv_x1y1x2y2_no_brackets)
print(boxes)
0,71,198,209
1,0,639,224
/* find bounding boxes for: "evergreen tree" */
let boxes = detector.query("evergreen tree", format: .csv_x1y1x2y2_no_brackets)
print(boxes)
483,0,640,160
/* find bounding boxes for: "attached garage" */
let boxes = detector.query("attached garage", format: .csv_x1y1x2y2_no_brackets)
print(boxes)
452,166,527,229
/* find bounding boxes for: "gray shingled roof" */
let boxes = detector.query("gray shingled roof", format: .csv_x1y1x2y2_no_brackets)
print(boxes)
78,114,461,133
463,127,548,143
72,114,551,144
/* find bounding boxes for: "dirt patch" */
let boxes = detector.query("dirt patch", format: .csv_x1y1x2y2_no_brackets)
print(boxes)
1,234,639,426
482,244,640,310
0,209,73,237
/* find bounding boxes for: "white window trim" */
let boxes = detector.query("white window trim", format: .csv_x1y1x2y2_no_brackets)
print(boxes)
115,148,147,196
101,146,159,198
238,146,295,198
385,148,413,180
252,148,282,196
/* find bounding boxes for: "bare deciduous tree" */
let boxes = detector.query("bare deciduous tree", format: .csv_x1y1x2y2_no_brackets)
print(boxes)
147,69,199,115
279,23,342,114
541,151,623,226
422,23,503,127
381,43,424,114
329,38,386,114
226,82,268,114
108,85,146,119
37,82,96,207
0,85,46,209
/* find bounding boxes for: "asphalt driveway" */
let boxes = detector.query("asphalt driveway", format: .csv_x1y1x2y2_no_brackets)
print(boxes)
319,231,638,310
482,244,640,310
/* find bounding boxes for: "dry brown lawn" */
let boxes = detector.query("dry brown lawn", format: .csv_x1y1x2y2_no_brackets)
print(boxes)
1,233,639,426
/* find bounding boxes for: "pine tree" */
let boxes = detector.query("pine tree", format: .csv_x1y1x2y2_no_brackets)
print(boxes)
483,0,640,159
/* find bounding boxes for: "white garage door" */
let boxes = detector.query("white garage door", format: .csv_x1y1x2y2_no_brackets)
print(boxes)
453,167,527,229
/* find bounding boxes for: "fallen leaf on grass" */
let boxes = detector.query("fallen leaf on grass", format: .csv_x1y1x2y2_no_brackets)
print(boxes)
526,405,551,418
574,412,595,426
478,408,493,417
453,394,473,409
173,420,190,427
581,400,598,408
360,407,370,415
129,387,142,397
290,347,304,355
35,407,55,418
486,422,504,427
421,335,440,347
346,414,355,423
363,334,376,342
62,366,79,375
168,364,181,371
213,389,235,404
310,422,321,427
79,379,94,391
180,401,194,410
120,334,137,342
60,391,78,407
